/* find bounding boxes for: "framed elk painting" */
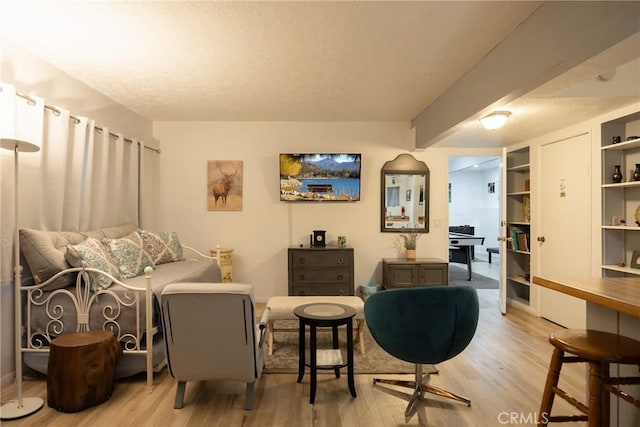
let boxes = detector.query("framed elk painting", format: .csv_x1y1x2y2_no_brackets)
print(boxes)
207,160,243,211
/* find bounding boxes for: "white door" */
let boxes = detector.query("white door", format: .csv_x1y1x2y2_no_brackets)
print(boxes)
538,134,590,329
499,147,507,314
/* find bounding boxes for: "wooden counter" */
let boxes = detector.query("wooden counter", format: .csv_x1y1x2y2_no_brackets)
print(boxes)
532,276,640,318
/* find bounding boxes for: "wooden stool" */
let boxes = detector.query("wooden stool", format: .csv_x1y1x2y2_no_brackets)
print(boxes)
538,329,640,426
47,331,123,413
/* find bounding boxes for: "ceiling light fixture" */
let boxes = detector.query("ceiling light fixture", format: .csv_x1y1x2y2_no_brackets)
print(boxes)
479,111,511,130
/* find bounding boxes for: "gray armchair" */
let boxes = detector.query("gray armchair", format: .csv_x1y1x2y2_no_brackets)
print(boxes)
160,282,269,410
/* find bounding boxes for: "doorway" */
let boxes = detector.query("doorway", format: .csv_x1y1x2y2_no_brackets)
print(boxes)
448,156,501,281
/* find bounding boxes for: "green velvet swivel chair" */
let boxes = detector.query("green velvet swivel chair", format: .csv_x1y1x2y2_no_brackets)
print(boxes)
364,285,479,419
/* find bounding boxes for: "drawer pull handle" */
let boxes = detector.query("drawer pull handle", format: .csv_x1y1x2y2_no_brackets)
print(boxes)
337,274,344,280
298,274,305,281
299,291,305,296
337,257,344,264
338,289,344,296
299,258,306,265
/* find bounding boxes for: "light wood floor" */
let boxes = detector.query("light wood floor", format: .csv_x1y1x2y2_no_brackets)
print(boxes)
1,288,587,427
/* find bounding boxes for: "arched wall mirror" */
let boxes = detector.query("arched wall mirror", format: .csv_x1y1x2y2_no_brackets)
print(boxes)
381,153,429,233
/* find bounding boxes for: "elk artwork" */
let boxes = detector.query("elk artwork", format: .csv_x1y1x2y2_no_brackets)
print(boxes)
212,168,237,207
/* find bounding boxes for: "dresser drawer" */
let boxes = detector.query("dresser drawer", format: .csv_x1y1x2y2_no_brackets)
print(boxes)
291,268,350,284
290,250,351,268
288,247,354,296
291,284,352,296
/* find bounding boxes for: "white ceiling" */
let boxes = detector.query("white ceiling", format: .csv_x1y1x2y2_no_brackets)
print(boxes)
1,1,639,148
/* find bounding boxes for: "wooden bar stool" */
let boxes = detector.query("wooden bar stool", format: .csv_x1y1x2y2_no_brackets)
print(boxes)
538,329,640,426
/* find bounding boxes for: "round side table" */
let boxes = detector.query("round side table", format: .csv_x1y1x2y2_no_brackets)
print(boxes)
294,303,357,404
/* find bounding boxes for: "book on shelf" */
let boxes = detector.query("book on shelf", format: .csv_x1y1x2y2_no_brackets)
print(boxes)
508,225,530,252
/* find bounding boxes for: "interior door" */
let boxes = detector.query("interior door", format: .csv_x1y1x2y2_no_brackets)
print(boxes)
538,134,590,329
499,147,507,314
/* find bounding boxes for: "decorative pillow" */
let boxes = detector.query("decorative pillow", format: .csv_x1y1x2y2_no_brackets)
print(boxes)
138,230,185,265
21,228,86,290
65,238,121,290
104,231,155,279
20,223,137,291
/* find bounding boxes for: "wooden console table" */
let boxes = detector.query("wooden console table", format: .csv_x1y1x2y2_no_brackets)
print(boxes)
382,258,448,289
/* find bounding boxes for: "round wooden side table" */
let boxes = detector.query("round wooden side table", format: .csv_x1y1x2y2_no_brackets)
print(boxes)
294,303,357,404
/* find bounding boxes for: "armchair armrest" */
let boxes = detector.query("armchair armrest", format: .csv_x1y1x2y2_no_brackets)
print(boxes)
258,309,270,348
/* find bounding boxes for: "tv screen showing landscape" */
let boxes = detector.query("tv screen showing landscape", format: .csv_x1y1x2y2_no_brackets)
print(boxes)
280,153,361,202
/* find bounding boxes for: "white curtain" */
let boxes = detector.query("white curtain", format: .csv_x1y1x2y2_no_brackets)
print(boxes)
0,82,140,285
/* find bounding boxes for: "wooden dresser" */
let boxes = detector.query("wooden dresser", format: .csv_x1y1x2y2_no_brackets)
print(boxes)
288,246,354,296
382,258,449,289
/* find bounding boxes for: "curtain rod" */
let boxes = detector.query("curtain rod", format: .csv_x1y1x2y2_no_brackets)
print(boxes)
13,90,161,154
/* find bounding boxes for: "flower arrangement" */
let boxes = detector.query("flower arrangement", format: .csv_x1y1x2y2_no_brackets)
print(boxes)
400,228,422,250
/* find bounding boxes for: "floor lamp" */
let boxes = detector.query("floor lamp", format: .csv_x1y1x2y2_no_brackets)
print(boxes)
0,137,44,419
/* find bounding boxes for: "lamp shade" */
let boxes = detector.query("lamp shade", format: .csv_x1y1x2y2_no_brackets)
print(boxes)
479,111,511,130
0,138,40,153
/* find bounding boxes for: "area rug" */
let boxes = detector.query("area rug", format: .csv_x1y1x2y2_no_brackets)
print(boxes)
448,264,499,289
264,320,435,375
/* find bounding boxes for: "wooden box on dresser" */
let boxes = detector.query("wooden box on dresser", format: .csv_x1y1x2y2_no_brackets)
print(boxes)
288,246,354,296
382,258,449,289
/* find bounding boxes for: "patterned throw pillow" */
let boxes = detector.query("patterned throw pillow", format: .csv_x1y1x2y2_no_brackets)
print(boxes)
138,230,185,265
65,238,121,290
104,231,155,279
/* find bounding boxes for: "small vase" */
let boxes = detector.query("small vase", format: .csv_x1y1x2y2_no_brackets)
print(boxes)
406,249,416,260
633,164,640,182
612,165,623,183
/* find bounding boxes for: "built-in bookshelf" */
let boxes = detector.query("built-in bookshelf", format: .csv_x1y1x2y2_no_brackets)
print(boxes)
601,112,640,277
505,147,531,306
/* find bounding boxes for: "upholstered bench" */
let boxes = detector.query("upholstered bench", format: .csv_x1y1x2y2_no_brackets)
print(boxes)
487,247,499,263
265,296,365,356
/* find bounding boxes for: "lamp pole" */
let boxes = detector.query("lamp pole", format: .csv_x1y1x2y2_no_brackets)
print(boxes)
0,139,44,419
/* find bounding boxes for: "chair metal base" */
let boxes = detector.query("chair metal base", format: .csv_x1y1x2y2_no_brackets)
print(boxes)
373,364,471,419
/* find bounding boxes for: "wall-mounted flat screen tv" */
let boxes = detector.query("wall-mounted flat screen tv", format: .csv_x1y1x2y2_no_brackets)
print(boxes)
280,153,361,202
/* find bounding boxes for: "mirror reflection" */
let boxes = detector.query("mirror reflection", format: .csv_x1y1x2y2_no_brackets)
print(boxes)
381,154,429,233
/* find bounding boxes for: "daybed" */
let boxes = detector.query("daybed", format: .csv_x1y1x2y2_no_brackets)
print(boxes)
18,223,222,385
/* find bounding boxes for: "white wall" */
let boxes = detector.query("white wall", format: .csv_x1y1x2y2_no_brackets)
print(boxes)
153,121,452,302
449,166,500,258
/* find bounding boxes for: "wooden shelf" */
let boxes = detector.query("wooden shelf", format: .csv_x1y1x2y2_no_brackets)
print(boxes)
601,225,640,230
601,181,640,189
506,191,531,196
508,275,530,287
507,163,530,172
507,248,530,255
601,137,640,151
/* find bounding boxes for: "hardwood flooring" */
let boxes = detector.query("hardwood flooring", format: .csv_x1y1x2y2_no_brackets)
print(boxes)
1,288,588,427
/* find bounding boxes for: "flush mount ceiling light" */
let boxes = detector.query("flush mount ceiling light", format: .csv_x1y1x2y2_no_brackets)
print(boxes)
479,111,511,130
